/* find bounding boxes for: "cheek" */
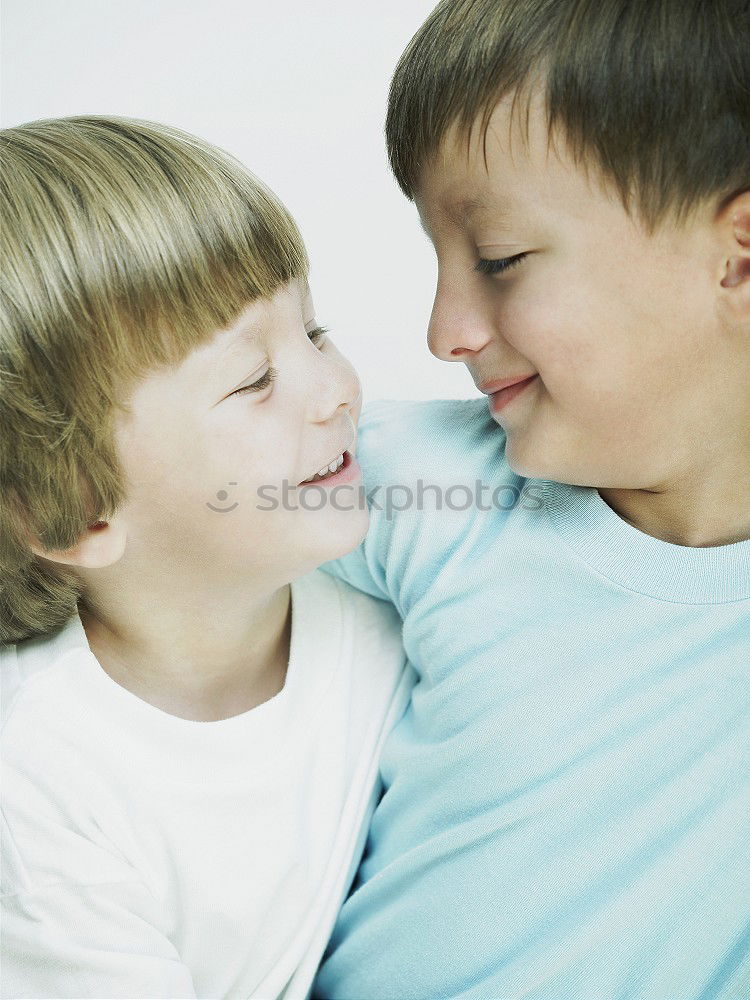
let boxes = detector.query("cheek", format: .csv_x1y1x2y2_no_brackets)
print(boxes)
502,278,593,377
115,419,189,509
122,413,252,519
206,415,282,497
521,248,668,368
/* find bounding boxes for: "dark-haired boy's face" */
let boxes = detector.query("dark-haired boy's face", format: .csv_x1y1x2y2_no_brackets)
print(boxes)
415,90,749,493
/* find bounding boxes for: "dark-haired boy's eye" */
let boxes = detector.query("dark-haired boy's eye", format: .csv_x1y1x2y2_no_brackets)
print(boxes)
474,253,528,276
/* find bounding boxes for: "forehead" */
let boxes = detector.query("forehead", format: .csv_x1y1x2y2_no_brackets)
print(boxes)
117,279,312,417
414,90,604,231
198,278,312,360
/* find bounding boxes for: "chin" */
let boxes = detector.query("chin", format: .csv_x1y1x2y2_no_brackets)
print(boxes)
503,419,582,485
503,433,546,481
308,508,370,564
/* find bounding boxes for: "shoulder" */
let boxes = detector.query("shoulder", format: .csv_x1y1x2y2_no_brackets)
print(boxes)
304,569,405,663
1,614,84,730
303,567,403,637
1,614,107,822
356,397,509,487
1,639,136,896
335,574,403,637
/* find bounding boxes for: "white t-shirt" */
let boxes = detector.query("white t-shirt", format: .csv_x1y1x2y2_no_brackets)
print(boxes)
1,569,414,999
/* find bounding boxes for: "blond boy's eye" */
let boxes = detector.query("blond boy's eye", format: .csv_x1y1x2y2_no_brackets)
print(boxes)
308,325,328,346
230,325,330,398
232,367,277,396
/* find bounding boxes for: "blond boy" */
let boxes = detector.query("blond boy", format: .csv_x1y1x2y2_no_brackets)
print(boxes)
1,117,413,998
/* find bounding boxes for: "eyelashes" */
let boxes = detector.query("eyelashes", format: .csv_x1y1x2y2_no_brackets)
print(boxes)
234,366,278,395
232,326,329,396
474,253,528,276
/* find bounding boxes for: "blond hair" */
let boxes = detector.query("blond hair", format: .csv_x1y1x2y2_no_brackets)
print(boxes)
385,0,750,233
1,116,308,645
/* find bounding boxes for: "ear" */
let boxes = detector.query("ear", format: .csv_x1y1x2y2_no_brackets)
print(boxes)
718,191,750,311
28,517,128,570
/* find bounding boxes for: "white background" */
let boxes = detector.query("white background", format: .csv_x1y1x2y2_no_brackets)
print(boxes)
1,0,479,404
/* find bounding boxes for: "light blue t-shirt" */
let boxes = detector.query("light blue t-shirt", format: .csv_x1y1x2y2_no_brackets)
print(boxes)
312,398,750,1000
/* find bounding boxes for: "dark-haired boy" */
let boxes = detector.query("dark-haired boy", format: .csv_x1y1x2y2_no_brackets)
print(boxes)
313,1,750,997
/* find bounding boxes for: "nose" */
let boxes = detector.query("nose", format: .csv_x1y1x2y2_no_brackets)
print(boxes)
311,349,362,426
427,273,495,362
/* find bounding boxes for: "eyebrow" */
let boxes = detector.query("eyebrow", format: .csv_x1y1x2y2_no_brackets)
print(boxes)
420,195,516,240
209,324,264,389
221,322,263,360
235,326,261,346
464,191,522,222
453,196,491,223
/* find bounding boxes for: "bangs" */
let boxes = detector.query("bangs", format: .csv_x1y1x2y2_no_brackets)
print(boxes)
385,0,549,201
1,115,309,397
385,0,750,233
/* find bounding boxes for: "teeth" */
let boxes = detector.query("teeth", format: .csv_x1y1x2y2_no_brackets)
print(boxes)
306,453,344,483
318,454,343,477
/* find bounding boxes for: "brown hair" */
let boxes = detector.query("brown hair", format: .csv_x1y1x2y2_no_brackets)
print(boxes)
385,0,750,232
1,116,308,645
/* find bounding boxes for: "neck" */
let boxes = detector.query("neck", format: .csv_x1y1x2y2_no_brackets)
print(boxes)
78,573,293,722
598,450,750,547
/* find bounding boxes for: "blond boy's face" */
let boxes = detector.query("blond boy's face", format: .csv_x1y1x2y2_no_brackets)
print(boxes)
110,280,366,588
415,90,748,490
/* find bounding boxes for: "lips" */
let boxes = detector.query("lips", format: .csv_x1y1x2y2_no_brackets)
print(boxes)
298,449,360,489
299,438,355,486
479,374,538,394
488,374,538,415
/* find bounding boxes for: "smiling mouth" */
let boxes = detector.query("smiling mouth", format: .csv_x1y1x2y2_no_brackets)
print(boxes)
299,437,356,485
488,374,538,414
298,450,358,487
480,373,538,395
